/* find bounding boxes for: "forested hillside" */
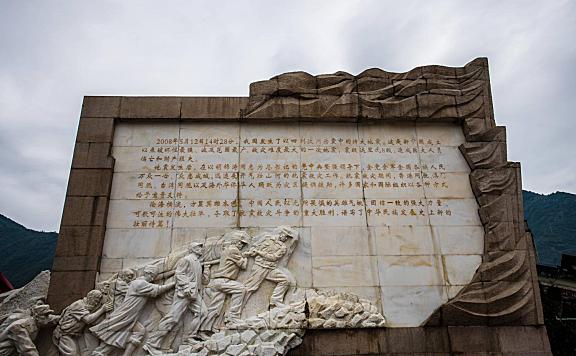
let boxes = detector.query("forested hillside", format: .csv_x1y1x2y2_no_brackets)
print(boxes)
523,191,576,266
0,214,57,288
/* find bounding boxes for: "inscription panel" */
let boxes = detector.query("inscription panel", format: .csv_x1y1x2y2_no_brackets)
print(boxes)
102,122,483,327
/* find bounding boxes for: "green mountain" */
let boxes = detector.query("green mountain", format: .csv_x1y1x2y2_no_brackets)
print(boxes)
0,214,57,288
523,190,576,266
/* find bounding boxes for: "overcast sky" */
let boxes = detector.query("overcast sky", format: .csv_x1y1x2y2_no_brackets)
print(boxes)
0,0,574,232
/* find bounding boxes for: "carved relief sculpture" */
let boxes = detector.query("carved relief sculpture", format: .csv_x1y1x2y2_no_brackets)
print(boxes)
0,300,58,356
144,242,205,353
243,226,299,308
90,266,175,356
53,290,111,356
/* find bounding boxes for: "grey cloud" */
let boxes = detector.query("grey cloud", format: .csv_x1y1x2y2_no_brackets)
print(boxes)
0,0,574,231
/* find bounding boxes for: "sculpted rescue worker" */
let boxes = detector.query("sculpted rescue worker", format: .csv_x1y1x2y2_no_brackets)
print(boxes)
144,242,206,352
199,231,250,333
90,265,174,356
113,268,135,309
0,301,58,356
53,290,111,356
243,226,299,308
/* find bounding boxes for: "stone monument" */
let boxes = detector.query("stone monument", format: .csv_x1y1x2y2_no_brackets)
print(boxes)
31,58,551,355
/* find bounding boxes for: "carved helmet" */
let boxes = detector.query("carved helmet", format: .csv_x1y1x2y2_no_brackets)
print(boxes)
225,230,250,244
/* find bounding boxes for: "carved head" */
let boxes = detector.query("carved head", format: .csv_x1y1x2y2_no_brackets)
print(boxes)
143,265,158,282
85,289,103,311
273,225,299,242
119,268,135,283
225,230,250,248
97,280,111,294
30,300,56,326
187,241,204,256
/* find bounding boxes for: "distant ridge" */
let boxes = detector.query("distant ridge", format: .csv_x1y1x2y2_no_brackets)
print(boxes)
0,214,57,288
523,190,576,266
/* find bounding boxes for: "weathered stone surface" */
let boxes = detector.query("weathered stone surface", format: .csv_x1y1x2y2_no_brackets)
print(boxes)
119,96,182,118
66,168,113,196
71,142,114,169
60,196,108,226
81,96,121,118
181,97,247,119
76,117,115,143
459,142,507,169
0,271,50,317
245,58,490,122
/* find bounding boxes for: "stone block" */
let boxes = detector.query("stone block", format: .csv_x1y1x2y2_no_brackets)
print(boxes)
496,326,548,352
181,97,247,119
304,329,380,356
76,117,115,143
55,225,105,257
249,80,277,96
459,142,507,170
120,97,181,119
48,271,97,308
61,196,108,226
71,142,114,169
448,326,498,353
417,93,458,119
52,255,100,272
384,328,426,353
66,169,113,196
81,96,121,118
312,256,379,287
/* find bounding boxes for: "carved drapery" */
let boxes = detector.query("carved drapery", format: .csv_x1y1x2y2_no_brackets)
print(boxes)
242,58,540,326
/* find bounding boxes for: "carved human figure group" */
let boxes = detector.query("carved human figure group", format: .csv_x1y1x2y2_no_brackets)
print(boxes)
12,225,299,356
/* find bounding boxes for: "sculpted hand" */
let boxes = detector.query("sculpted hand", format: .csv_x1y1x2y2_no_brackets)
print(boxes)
103,301,114,312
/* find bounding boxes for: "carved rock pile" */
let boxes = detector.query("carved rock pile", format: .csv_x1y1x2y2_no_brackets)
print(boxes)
307,290,386,328
177,301,307,356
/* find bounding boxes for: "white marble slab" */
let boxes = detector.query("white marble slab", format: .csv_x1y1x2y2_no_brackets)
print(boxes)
102,121,485,328
311,226,375,256
312,256,379,287
373,225,435,256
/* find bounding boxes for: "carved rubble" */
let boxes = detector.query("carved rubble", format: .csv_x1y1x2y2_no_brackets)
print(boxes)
0,271,51,318
307,290,386,329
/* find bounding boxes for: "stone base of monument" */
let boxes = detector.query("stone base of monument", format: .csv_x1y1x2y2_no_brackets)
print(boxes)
289,326,551,355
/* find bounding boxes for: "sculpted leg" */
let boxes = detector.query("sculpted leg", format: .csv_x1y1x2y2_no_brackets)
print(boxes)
242,265,269,306
57,335,79,356
266,268,293,306
146,295,189,349
123,322,146,356
199,288,226,332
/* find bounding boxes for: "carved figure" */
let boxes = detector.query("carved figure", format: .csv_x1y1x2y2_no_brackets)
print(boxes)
144,242,206,353
243,226,299,308
199,230,250,333
0,300,58,356
90,266,175,356
113,269,135,309
96,281,113,315
53,290,111,356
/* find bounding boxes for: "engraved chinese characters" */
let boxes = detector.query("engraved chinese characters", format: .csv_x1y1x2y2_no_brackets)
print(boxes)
103,121,483,329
